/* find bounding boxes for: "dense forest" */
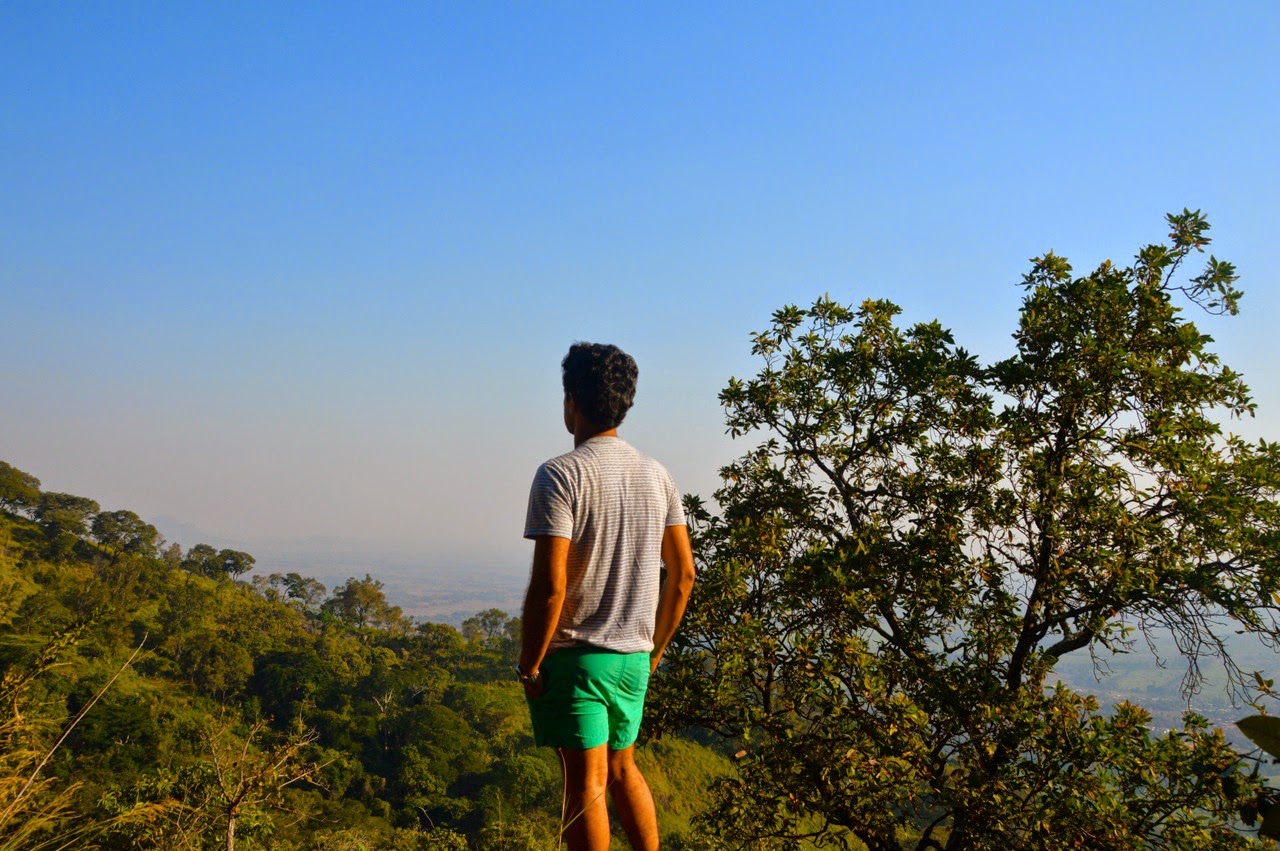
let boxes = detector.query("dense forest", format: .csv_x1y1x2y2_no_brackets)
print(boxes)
0,459,729,850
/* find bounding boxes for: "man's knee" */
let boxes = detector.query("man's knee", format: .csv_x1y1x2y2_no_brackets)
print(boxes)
561,746,609,799
606,745,642,784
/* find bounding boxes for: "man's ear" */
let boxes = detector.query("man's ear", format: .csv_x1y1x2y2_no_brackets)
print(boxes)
563,393,578,434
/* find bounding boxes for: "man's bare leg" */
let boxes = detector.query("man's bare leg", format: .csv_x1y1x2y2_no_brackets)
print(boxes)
608,745,659,850
559,745,611,850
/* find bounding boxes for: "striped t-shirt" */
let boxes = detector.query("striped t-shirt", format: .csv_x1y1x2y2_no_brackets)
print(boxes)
524,436,685,654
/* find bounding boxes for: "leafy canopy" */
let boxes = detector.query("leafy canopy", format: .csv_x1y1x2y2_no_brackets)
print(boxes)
649,211,1280,850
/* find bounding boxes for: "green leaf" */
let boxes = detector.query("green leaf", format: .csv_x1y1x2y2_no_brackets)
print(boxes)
1237,716,1280,759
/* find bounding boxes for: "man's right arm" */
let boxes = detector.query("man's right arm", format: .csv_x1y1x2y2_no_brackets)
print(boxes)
650,523,696,674
519,535,569,698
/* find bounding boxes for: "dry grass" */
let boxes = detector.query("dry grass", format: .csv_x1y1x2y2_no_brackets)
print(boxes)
0,630,146,850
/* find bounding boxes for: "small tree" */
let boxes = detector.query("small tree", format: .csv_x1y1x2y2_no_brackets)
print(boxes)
217,549,255,581
0,463,40,515
323,574,404,632
98,718,326,851
205,719,324,851
650,211,1280,849
282,572,326,613
460,606,509,639
182,544,221,577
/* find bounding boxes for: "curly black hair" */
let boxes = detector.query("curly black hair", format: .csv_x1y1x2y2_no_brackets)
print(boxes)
561,342,638,430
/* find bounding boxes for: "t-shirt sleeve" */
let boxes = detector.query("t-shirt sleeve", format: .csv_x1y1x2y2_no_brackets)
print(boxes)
663,468,685,527
524,462,574,539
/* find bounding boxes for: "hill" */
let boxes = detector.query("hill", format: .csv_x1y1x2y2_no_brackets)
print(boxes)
0,460,730,849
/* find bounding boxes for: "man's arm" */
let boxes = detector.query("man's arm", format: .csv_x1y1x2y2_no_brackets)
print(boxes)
519,535,570,697
650,523,696,674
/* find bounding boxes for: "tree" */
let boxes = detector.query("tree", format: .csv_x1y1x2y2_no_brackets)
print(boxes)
323,574,405,631
461,609,517,645
90,510,160,558
204,719,325,851
217,549,255,580
181,544,255,580
33,492,98,539
98,719,326,851
416,622,466,659
649,211,1280,849
158,541,183,569
0,462,40,514
1234,714,1280,839
33,492,99,559
251,573,285,603
283,572,327,612
182,544,220,577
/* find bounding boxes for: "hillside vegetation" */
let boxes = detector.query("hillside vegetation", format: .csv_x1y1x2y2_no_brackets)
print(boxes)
0,463,729,850
6,211,1280,850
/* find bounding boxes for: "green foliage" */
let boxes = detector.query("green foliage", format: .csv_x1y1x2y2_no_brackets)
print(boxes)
634,737,734,844
252,573,328,612
1237,716,1280,761
650,211,1278,849
1234,716,1280,843
0,489,730,848
90,510,160,558
0,629,91,850
98,718,326,850
182,544,256,581
33,492,99,560
0,623,145,850
323,575,406,632
461,609,517,645
0,463,40,515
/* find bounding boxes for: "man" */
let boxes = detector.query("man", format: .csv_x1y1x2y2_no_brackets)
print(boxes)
519,342,696,851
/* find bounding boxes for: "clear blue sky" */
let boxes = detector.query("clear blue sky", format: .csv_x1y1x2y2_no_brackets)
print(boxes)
3,3,1278,586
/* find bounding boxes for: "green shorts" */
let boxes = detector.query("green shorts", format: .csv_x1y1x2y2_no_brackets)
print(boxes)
527,646,651,751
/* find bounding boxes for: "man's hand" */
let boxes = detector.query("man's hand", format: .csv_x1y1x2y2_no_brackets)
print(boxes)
519,536,569,702
522,671,546,700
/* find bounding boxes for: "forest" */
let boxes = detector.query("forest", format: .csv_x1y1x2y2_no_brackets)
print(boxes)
0,461,729,849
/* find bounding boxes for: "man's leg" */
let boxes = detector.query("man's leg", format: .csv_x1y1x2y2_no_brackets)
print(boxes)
607,745,659,851
558,744,611,850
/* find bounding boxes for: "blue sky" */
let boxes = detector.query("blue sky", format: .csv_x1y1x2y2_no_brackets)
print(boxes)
3,3,1278,589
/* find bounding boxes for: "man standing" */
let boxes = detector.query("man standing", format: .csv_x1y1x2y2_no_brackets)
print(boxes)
519,342,696,851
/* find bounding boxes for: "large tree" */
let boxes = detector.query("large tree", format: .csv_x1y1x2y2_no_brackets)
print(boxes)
649,211,1280,849
34,492,99,539
322,574,405,632
182,544,256,581
90,510,161,558
34,492,100,560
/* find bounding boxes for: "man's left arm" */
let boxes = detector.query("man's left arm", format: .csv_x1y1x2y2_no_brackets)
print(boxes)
518,535,570,698
650,523,696,674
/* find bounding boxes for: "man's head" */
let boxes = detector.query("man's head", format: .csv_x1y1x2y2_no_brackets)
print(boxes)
561,342,638,431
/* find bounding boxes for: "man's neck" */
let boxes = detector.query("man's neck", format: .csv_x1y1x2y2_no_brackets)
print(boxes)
574,426,619,448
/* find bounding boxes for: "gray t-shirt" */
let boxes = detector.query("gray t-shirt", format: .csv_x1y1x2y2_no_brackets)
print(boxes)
524,436,685,653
